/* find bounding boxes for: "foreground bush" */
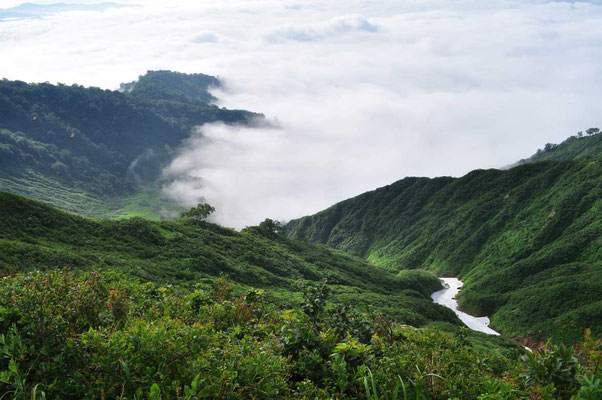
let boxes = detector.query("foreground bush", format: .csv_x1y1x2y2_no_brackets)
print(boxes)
0,270,600,399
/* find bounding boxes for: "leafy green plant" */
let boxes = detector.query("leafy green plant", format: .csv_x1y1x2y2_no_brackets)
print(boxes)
149,383,161,400
520,342,581,399
179,204,215,223
363,369,415,400
573,375,602,400
0,265,599,399
297,279,330,326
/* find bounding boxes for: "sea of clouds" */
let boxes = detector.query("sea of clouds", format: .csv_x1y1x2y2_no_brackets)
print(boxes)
1,0,602,228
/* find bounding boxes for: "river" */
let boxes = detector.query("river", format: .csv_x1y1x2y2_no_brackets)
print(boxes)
431,277,500,336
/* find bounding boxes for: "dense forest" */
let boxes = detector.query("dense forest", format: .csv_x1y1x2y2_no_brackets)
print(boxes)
0,71,259,218
286,133,602,345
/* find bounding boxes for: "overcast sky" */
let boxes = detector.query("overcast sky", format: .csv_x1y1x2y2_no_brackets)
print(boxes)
1,0,602,228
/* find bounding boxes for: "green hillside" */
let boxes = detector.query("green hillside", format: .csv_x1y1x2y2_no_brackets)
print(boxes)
10,191,602,400
0,71,258,218
286,133,602,344
0,191,459,327
2,193,601,400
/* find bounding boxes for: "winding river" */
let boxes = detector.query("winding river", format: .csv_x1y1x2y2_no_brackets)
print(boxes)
431,277,500,336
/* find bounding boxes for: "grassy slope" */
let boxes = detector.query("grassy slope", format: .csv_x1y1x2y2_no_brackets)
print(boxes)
0,166,183,220
0,191,460,328
286,135,602,343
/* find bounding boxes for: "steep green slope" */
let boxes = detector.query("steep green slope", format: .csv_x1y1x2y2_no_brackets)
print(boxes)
516,129,602,164
0,191,459,327
286,135,602,344
0,71,257,218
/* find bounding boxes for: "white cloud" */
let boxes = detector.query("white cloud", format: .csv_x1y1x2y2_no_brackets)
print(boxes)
191,31,220,43
1,0,602,228
264,14,378,42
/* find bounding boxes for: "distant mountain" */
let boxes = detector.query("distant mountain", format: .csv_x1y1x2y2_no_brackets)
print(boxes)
286,132,602,344
0,71,259,218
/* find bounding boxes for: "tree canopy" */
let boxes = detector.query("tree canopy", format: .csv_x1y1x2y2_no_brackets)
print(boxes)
180,203,215,221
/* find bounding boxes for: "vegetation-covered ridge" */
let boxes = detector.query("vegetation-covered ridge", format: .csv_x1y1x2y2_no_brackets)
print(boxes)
0,190,462,327
0,71,259,218
285,131,602,344
1,269,601,399
120,70,221,105
516,128,602,165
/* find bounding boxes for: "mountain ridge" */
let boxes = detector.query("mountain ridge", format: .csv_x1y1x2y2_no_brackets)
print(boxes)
285,132,602,343
0,70,259,218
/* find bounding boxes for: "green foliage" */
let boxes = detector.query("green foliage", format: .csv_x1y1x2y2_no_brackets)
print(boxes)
0,191,458,327
521,343,581,398
518,331,602,399
179,203,216,222
286,149,602,343
5,269,596,400
241,218,285,238
256,218,284,236
297,279,331,325
574,375,602,400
